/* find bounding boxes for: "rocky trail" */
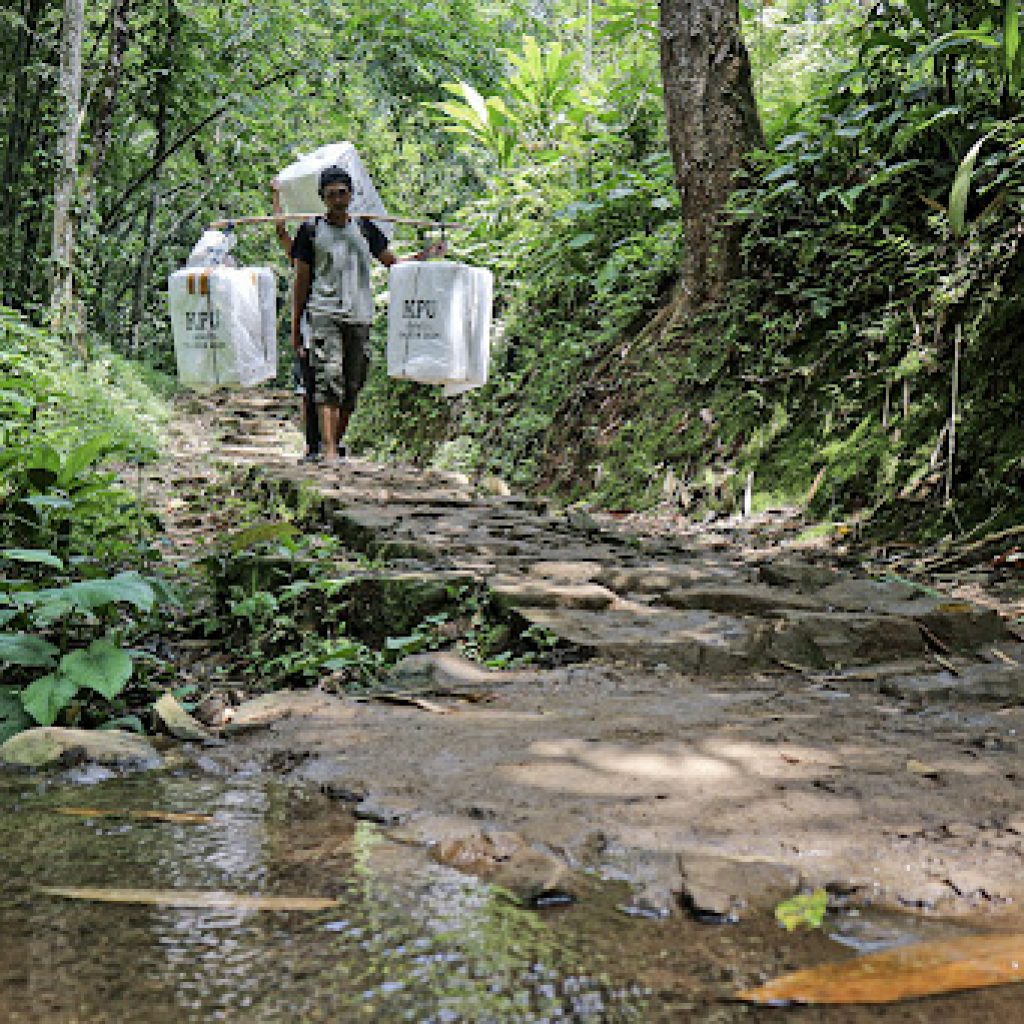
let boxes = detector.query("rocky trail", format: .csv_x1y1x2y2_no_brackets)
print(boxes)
123,389,1024,934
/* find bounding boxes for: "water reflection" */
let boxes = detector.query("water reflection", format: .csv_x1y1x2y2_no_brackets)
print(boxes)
0,774,644,1022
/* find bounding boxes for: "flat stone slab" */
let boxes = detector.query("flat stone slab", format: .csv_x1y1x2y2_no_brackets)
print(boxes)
0,727,161,769
771,610,927,668
489,578,618,611
518,606,772,674
759,561,844,592
598,564,745,595
660,584,823,617
527,560,607,583
879,663,1024,705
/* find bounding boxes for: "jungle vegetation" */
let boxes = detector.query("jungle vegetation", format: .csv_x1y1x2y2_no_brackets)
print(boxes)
2,2,1024,735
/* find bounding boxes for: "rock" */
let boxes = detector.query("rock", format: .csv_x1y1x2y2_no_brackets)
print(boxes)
661,584,822,617
758,562,842,592
879,663,1024,705
676,853,801,923
153,693,221,743
433,830,571,901
489,579,618,611
528,561,606,584
224,690,341,734
518,606,772,675
600,564,743,594
353,795,419,826
0,727,161,769
390,651,501,688
771,610,927,668
478,475,512,497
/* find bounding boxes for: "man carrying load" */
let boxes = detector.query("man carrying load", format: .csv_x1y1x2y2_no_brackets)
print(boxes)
290,165,443,465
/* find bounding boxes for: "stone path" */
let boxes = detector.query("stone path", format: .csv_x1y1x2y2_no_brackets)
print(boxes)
183,390,1023,690
151,389,1024,926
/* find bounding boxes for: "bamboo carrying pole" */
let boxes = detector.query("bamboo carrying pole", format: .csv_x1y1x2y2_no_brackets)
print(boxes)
208,212,463,229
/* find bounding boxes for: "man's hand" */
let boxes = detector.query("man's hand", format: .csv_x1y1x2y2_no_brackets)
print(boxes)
418,239,448,261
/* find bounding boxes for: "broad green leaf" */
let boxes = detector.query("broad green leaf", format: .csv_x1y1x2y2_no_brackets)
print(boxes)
0,686,33,743
860,32,915,58
22,494,73,511
764,162,796,183
67,572,155,613
949,134,988,236
60,434,120,485
26,445,60,490
60,640,133,700
1,548,64,570
225,522,298,553
98,715,146,734
0,632,59,667
775,889,828,932
1006,0,1020,92
568,233,596,249
21,673,78,726
865,160,922,190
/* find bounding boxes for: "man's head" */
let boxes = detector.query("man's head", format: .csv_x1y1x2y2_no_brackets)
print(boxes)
318,166,353,200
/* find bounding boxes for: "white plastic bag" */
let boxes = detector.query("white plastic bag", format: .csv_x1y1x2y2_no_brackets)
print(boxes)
387,261,492,394
387,262,470,385
275,142,393,242
186,229,236,268
443,266,493,397
168,266,276,388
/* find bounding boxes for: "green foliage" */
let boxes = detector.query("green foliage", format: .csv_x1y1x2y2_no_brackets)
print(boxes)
775,889,828,932
0,311,174,736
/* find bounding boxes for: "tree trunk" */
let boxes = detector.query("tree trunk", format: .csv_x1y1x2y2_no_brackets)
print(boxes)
2,0,46,307
659,0,763,307
129,0,176,355
50,0,86,335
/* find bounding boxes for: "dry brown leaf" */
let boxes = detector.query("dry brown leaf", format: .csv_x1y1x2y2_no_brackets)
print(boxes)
37,886,338,911
737,933,1024,1005
54,807,214,825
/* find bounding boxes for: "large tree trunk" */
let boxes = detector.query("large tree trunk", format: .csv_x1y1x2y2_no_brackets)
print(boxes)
1,0,46,306
50,0,86,334
129,0,176,355
659,0,763,307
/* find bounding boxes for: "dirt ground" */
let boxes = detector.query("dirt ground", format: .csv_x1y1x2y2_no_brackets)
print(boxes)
152,391,1024,929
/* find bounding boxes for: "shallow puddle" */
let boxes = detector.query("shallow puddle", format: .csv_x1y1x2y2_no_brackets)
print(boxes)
0,770,1020,1022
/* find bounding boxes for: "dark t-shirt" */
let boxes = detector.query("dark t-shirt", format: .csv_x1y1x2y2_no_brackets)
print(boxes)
291,216,389,324
290,216,388,267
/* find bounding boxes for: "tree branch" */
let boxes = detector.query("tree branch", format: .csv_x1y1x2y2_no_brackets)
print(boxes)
100,67,292,230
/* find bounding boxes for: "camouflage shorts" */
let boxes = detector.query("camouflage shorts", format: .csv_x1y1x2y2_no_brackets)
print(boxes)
309,315,371,412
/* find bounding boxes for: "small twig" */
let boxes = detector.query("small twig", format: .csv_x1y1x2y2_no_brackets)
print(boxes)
918,621,952,655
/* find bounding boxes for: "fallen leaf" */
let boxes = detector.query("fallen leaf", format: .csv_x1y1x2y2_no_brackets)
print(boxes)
367,692,453,714
153,692,220,742
54,807,213,825
906,759,940,778
737,932,1024,1004
37,886,338,911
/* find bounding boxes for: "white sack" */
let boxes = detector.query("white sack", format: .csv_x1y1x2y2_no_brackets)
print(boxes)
275,142,393,242
186,228,236,268
443,266,493,397
387,262,474,385
168,267,276,389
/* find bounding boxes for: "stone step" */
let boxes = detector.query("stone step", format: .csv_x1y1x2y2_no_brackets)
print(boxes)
517,605,772,674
